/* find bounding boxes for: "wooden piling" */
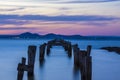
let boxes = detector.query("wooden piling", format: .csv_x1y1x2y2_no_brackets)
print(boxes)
67,43,72,57
73,44,79,67
80,54,87,80
80,46,92,80
27,45,36,76
87,45,92,56
46,45,49,55
17,57,26,80
72,44,92,80
39,43,46,62
86,56,92,80
27,74,35,80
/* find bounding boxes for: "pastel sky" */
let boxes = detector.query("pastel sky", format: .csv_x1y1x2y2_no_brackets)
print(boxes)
0,0,120,36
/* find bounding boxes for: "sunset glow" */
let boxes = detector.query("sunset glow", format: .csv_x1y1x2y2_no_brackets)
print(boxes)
0,0,120,36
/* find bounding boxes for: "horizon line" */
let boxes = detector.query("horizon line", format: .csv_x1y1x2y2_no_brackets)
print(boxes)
0,32,120,37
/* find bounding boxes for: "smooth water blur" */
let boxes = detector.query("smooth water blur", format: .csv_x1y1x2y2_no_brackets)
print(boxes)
0,39,120,80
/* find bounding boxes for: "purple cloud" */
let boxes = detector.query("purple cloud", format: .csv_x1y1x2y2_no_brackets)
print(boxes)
0,19,29,25
0,15,119,22
0,27,35,30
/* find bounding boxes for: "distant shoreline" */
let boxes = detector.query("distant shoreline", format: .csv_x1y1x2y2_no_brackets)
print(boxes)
0,32,120,40
0,38,120,40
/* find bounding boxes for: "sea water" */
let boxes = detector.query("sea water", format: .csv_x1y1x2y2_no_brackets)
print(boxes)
0,39,120,80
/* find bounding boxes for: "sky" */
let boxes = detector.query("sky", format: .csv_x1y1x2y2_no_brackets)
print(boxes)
0,0,120,36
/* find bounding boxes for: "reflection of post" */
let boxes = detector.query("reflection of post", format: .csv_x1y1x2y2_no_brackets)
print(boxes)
17,57,26,80
27,45,36,76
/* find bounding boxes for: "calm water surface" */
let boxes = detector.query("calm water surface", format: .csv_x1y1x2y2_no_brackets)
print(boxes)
0,39,120,80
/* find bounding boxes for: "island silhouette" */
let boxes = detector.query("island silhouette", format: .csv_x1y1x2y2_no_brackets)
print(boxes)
0,32,120,40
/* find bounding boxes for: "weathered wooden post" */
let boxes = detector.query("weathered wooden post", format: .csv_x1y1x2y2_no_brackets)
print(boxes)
73,44,80,67
81,45,92,80
27,45,36,76
86,56,92,80
87,45,92,56
46,44,51,55
86,45,92,80
39,45,44,61
79,51,86,80
64,44,68,51
27,73,35,80
67,43,72,57
17,57,26,80
39,43,46,62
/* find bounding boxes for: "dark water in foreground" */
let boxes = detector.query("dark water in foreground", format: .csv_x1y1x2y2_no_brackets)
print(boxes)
0,39,120,80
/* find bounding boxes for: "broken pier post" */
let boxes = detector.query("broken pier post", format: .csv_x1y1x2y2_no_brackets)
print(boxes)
67,43,72,57
87,45,92,56
17,57,26,80
73,44,80,67
86,56,92,80
27,45,36,76
39,43,46,62
46,44,51,55
80,45,92,80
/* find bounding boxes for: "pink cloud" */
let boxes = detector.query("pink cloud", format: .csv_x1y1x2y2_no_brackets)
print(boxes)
0,20,120,36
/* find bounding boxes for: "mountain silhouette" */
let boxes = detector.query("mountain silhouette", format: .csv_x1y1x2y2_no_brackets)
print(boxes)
19,32,41,38
0,32,120,40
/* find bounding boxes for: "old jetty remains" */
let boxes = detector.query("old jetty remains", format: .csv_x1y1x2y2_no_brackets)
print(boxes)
17,39,92,80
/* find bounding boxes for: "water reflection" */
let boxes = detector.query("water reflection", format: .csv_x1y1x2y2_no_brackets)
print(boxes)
39,60,45,68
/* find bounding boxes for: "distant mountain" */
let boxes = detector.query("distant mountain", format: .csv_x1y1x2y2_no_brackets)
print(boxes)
40,33,85,39
0,32,120,40
19,32,41,38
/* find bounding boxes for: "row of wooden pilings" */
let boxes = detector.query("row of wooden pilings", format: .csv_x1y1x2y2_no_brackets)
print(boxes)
40,39,72,62
47,39,72,57
17,39,92,80
73,44,92,80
